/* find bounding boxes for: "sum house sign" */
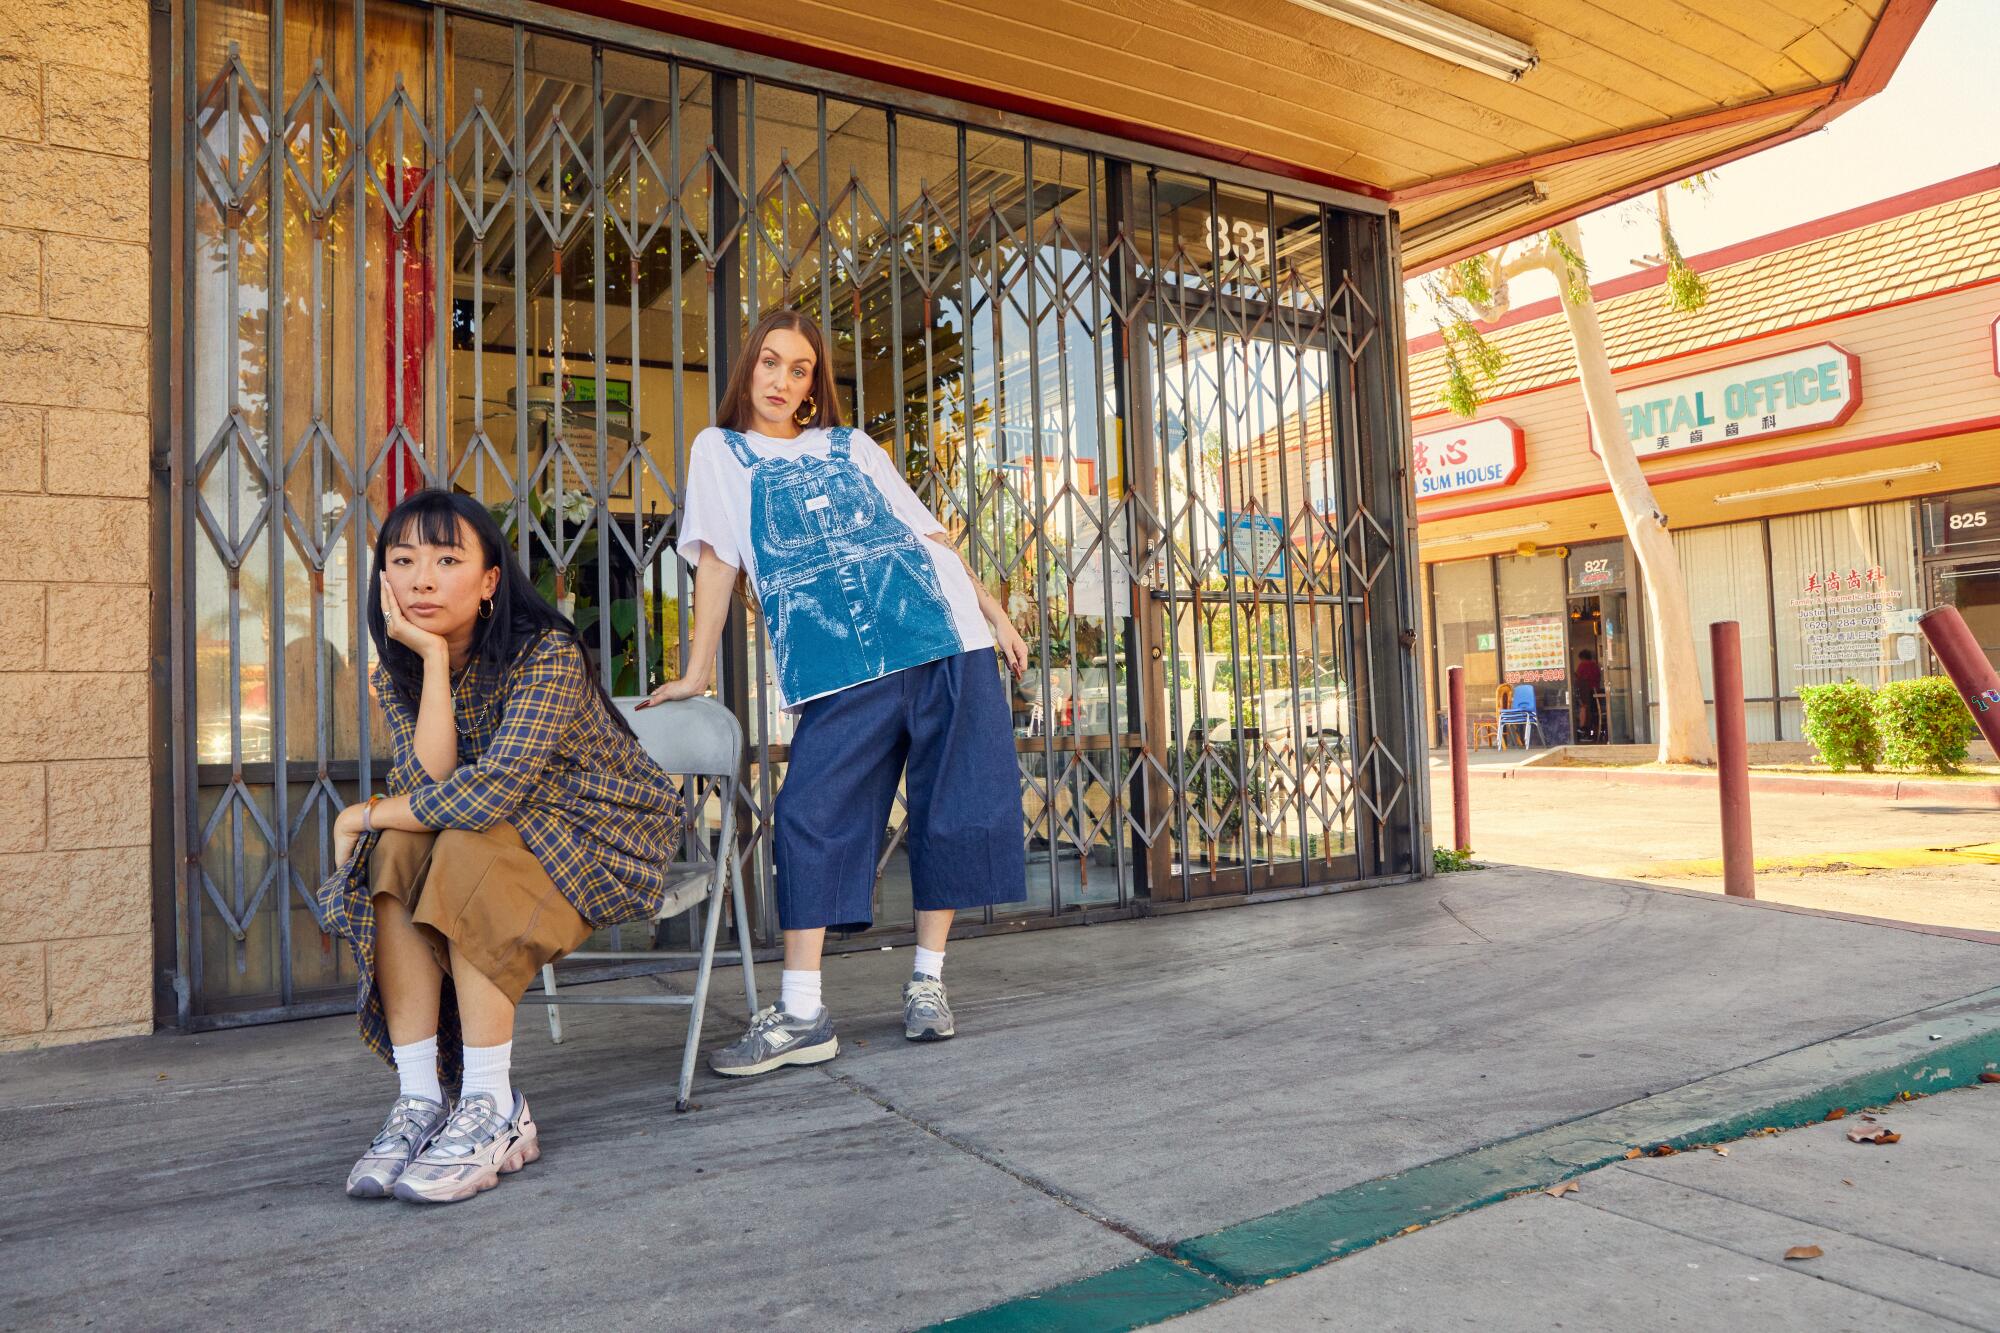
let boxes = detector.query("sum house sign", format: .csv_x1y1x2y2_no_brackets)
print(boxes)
1411,416,1524,498
1598,341,1862,459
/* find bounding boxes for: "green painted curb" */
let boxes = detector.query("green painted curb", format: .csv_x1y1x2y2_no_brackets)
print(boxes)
923,1256,1230,1331
1178,990,2000,1286
925,987,2000,1332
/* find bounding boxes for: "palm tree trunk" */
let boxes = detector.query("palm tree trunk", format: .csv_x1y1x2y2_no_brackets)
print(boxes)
1552,222,1715,765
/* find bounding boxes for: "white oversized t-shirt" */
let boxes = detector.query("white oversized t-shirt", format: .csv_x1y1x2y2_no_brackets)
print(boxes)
676,424,994,709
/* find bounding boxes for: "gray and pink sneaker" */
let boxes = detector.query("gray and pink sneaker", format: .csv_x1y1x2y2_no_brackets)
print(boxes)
391,1091,539,1204
345,1095,447,1198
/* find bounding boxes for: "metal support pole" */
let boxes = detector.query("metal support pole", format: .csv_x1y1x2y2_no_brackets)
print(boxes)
1447,664,1470,852
1710,620,1753,899
1918,606,2000,753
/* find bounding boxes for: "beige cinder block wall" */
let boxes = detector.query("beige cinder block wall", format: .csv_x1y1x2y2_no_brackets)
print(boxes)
0,0,155,1050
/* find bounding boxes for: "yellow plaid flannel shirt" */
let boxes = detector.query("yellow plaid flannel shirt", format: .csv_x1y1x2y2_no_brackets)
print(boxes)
316,630,683,1070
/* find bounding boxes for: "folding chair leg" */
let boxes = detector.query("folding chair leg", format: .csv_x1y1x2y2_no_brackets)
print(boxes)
729,843,759,1016
541,963,563,1044
678,864,730,1113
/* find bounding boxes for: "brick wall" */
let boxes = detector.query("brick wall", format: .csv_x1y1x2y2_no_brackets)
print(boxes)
0,0,155,1050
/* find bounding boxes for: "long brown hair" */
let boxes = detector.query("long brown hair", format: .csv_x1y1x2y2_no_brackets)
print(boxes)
715,309,845,433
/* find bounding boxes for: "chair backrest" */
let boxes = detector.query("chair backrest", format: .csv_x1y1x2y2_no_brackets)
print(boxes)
614,696,743,779
1495,683,1513,712
1508,684,1537,713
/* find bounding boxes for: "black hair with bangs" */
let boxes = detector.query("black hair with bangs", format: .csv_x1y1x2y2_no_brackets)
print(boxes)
367,489,632,735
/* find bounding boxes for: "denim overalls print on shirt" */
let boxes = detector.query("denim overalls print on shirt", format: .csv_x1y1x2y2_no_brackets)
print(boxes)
724,426,965,704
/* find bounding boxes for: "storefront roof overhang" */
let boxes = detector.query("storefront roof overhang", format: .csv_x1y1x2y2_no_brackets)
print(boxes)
537,0,1934,273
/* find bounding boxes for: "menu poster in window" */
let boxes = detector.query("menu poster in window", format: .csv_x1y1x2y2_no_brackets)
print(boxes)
1791,566,1902,673
1501,612,1566,684
540,373,635,499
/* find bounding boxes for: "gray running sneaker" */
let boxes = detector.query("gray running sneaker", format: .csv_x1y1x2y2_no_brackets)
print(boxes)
392,1091,539,1205
709,1004,838,1077
903,974,955,1042
345,1095,447,1198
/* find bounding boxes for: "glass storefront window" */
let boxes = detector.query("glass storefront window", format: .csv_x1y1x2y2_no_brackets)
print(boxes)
1769,501,1920,734
1675,522,1777,742
1494,553,1567,724
172,0,1412,1019
1432,557,1497,732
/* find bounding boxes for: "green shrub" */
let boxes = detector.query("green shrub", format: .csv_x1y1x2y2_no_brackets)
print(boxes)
1799,679,1881,772
1433,845,1477,874
1874,676,1976,773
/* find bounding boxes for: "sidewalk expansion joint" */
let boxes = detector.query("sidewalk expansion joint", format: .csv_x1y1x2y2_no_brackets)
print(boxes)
818,1066,1180,1261
920,986,2000,1333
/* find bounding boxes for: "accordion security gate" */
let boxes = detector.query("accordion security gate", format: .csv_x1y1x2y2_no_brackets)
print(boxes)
167,0,1425,1026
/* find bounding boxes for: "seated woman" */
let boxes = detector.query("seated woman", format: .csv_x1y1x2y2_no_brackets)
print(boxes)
317,489,682,1205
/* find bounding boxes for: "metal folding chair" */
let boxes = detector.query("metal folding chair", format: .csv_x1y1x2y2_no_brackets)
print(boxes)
521,696,760,1111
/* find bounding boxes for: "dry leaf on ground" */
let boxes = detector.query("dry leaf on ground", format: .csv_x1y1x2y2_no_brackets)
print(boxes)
1650,1144,1679,1157
1544,1180,1579,1198
1846,1124,1901,1144
1783,1245,1824,1261
1979,1072,2000,1084
1713,1146,1730,1157
1825,1107,1847,1120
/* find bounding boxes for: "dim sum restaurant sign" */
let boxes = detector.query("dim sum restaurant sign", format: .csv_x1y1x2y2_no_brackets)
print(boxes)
1412,416,1524,499
1603,342,1861,460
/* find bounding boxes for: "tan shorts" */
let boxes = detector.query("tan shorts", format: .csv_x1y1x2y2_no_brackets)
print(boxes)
369,824,592,1003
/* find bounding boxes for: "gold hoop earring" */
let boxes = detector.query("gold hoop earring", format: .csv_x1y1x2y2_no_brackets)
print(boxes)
479,596,494,620
794,395,816,426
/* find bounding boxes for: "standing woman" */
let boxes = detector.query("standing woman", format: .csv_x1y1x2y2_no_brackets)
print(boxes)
318,489,682,1204
645,309,1030,1075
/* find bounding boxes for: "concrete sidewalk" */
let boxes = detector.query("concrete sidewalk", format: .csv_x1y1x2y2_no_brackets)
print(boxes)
5,866,2000,1331
1165,1082,2000,1331
1428,767,2000,935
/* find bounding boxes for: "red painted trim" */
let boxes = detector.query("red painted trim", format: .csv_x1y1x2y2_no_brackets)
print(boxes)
544,0,1390,201
1406,0,1936,273
1412,417,1524,500
1409,164,2000,356
1409,273,2000,425
1582,342,1862,461
1642,412,1999,487
1837,0,1939,101
1421,481,1607,524
1418,412,2000,524
1395,87,1832,204
1410,119,1825,275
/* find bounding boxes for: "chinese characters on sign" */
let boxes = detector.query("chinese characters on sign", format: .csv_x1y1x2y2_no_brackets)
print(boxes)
1792,566,1902,673
1607,342,1860,460
1412,417,1524,499
1501,612,1566,684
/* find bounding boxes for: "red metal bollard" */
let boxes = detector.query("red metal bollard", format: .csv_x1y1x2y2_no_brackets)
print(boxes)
1710,621,1754,899
1448,665,1471,852
1917,606,2000,753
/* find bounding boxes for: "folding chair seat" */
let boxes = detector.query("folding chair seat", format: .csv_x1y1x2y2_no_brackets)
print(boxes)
521,696,759,1112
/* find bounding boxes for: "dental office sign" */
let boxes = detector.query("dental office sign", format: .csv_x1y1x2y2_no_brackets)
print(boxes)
1605,342,1861,459
1412,417,1524,498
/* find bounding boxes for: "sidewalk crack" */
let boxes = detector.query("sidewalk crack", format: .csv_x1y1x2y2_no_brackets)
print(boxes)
819,1066,1189,1266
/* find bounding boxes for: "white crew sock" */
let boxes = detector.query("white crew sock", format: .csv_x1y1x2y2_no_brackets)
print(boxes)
780,969,823,1019
912,946,946,981
460,1040,514,1116
391,1035,443,1105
